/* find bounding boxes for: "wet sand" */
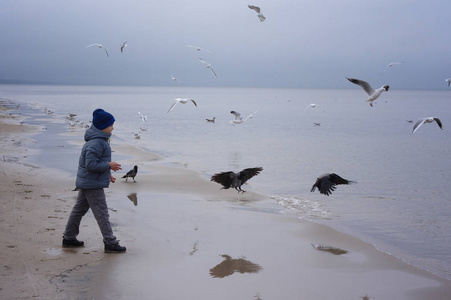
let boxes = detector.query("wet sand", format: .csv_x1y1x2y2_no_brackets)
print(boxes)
1,101,450,299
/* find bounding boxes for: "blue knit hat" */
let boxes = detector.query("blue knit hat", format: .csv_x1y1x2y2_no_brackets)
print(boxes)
92,108,115,130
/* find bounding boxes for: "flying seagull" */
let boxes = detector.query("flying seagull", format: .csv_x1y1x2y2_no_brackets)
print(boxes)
382,61,403,74
311,173,355,196
412,117,443,134
120,41,127,53
206,117,216,123
230,110,258,125
122,165,138,182
211,167,263,193
138,111,147,122
198,58,217,78
167,98,197,113
446,78,451,87
304,103,324,112
346,77,389,107
248,5,266,22
185,44,213,53
86,43,109,58
170,75,181,83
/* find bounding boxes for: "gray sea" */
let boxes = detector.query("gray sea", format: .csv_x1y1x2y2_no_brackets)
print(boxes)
1,84,450,280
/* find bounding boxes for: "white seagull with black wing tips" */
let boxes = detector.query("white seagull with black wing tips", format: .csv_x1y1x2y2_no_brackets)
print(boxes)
167,98,197,113
446,78,451,87
304,103,324,112
382,61,403,74
185,44,213,53
311,173,355,196
346,77,389,107
86,43,109,58
170,75,181,83
211,167,263,193
230,110,258,125
198,58,217,78
412,117,443,134
138,111,147,122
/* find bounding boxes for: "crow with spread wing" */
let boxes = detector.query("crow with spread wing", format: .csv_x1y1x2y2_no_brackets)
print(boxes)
211,167,263,193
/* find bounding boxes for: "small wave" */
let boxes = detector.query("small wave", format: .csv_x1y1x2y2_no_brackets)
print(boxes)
271,195,332,220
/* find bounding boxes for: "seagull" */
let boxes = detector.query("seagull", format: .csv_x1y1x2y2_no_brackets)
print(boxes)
167,98,197,113
122,165,138,182
304,103,324,112
206,117,216,123
185,44,213,53
446,78,451,87
132,132,141,139
311,173,355,196
248,5,266,22
170,75,181,83
382,61,403,74
230,110,258,125
86,43,109,58
412,117,443,134
198,58,217,78
120,41,127,53
211,167,263,193
67,113,77,120
346,77,389,107
138,111,147,122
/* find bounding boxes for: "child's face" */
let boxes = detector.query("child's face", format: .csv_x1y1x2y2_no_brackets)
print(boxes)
102,123,114,134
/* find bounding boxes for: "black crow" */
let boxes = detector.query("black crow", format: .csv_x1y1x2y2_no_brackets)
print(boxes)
311,173,355,196
211,167,263,193
122,165,138,182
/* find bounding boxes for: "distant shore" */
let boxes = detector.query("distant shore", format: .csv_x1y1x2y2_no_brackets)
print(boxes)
1,100,450,299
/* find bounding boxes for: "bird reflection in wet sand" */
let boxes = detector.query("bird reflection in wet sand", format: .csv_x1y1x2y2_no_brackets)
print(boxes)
209,254,262,278
127,193,138,206
311,243,348,255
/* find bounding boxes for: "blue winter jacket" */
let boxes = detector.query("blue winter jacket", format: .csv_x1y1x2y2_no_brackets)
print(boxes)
75,125,112,189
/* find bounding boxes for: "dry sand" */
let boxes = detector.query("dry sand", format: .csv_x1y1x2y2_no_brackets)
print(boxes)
1,101,450,299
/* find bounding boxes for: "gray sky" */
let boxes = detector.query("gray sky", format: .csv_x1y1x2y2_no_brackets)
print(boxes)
1,0,451,89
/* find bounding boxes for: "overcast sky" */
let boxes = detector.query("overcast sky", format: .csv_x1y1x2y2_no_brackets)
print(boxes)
1,0,451,89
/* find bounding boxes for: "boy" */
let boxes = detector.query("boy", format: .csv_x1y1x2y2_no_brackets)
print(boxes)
62,108,126,253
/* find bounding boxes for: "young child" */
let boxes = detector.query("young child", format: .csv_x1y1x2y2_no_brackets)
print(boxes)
63,108,126,253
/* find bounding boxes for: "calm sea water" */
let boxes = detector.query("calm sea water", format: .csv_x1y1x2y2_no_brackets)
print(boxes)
1,84,450,280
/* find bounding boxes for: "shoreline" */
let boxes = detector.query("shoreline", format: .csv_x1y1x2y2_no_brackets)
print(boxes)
1,100,450,299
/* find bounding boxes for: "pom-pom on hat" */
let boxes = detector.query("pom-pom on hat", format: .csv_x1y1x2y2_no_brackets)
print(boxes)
92,108,115,130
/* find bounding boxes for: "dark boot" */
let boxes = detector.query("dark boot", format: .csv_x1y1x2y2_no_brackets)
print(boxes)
104,241,126,253
62,238,84,248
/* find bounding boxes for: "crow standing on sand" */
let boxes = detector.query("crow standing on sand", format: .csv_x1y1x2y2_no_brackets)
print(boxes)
310,173,355,196
122,165,138,182
210,167,263,193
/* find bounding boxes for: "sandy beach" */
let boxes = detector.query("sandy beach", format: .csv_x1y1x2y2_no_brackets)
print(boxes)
1,101,451,299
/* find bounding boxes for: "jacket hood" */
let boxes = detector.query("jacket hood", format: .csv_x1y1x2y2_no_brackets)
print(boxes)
84,125,111,142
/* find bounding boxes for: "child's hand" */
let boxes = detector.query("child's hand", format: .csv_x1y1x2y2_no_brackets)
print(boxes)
110,175,116,183
109,161,122,172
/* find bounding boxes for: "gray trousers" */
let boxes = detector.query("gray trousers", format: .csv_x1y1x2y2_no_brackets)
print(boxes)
63,188,117,245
